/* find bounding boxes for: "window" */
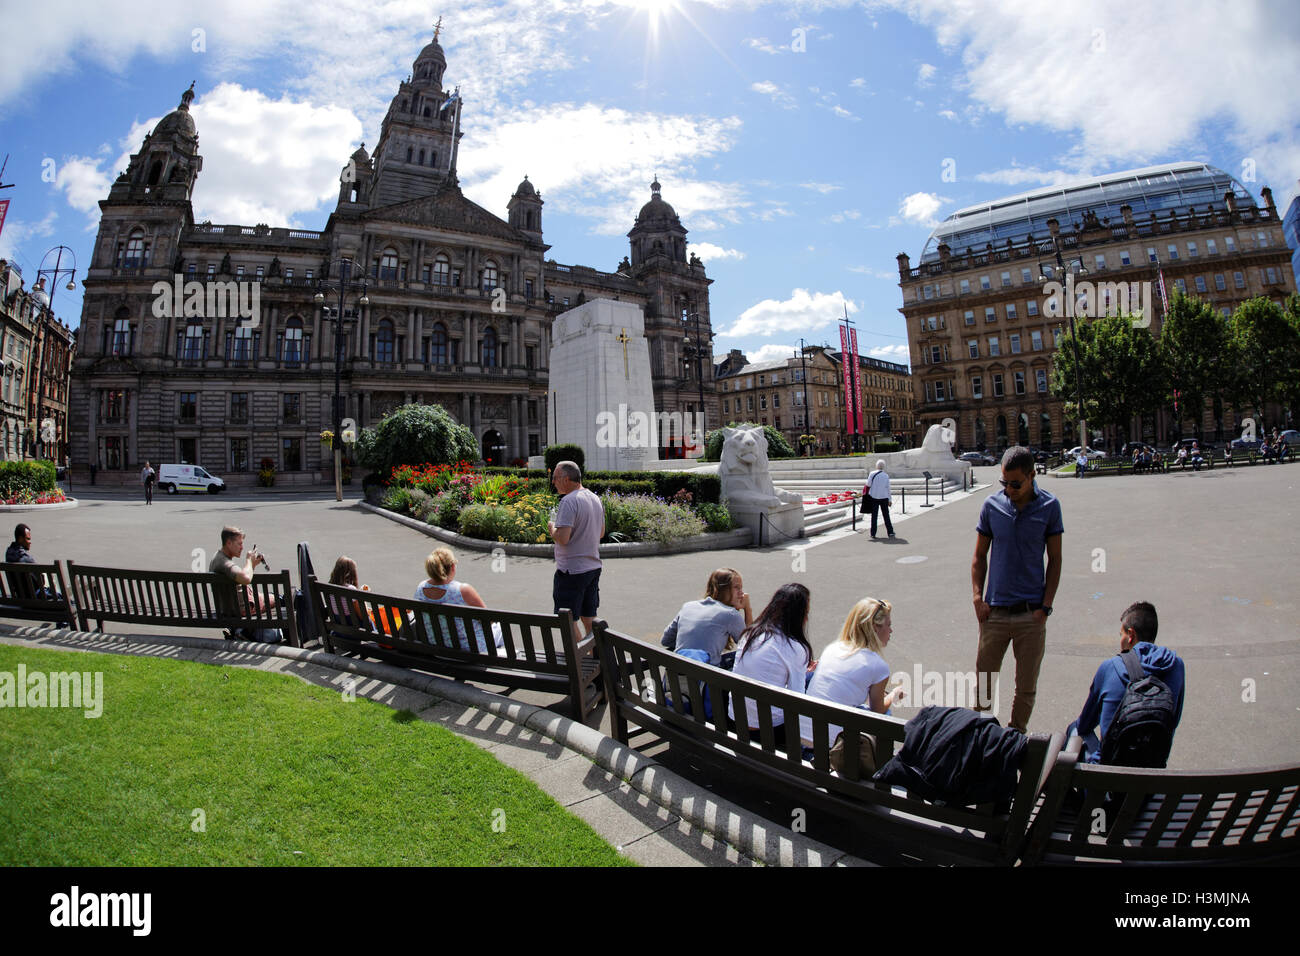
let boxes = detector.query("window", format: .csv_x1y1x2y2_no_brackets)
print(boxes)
182,322,205,363
374,320,395,364
1224,235,1236,252
525,278,534,298
433,256,451,285
971,376,983,399
178,438,197,464
283,393,301,425
964,310,975,326
179,392,197,424
1014,371,1026,395
1036,369,1048,393
481,260,499,291
928,345,940,365
282,318,303,366
1214,274,1226,291
236,265,244,278
305,269,313,280
1256,230,1269,249
282,437,302,472
1010,333,1021,354
759,395,767,410
1001,271,1012,288
758,374,765,385
773,393,780,408
959,279,970,294
968,339,979,358
925,315,938,331
110,314,132,356
1120,250,1132,266
421,264,431,283
980,275,991,290
924,382,932,402
1195,276,1207,293
1006,303,1017,321
230,392,248,424
1173,278,1186,293
1053,327,1062,346
1265,267,1279,284
230,438,249,473
1031,330,1043,350
1167,244,1179,261
1234,271,1246,289
207,263,216,276
1147,247,1158,263
722,398,729,414
1206,239,1218,256
1027,299,1039,317
122,232,146,269
747,396,754,411
231,325,253,364
285,267,294,280
99,389,126,423
1187,241,1198,258
934,381,946,401
923,285,933,300
1221,306,1231,317
985,307,996,323
993,374,1004,398
481,326,497,367
379,249,399,280
1021,267,1033,284
988,337,1000,357
525,345,536,369
1094,254,1107,271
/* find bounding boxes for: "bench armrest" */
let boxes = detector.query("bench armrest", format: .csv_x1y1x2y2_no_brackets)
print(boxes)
1064,732,1084,758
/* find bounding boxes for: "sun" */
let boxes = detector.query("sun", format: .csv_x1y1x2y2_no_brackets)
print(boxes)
613,0,680,31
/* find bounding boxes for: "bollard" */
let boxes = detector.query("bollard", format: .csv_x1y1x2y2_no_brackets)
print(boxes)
920,474,934,508
901,488,906,513
941,478,946,501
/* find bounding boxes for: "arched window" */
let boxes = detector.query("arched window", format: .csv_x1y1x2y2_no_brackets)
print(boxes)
147,160,163,185
431,323,448,365
418,149,425,165
1018,413,1030,446
430,151,438,167
975,418,987,450
481,260,498,291
482,326,497,368
123,232,145,268
379,249,398,281
433,255,450,286
111,309,131,356
995,415,1008,448
406,146,413,163
375,319,395,364
1040,414,1052,449
282,317,303,366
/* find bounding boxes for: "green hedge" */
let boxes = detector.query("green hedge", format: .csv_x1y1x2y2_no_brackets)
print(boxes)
872,441,902,453
585,479,655,497
544,444,585,474
0,461,56,497
702,423,797,461
477,467,721,504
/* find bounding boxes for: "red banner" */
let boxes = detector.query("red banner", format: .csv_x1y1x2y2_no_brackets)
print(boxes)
840,324,860,435
0,200,9,243
849,328,863,435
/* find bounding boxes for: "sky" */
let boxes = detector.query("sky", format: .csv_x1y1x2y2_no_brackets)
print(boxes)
1,0,1298,369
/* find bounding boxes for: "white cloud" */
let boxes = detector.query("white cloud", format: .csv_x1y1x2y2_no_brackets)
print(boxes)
847,264,897,280
849,77,868,90
937,109,958,121
867,343,910,359
54,158,114,224
753,201,794,222
826,104,859,121
746,343,800,364
751,80,797,110
917,63,937,86
723,288,857,338
0,210,57,260
745,37,784,55
974,165,1080,187
894,191,949,227
690,241,745,262
828,209,862,223
800,182,841,194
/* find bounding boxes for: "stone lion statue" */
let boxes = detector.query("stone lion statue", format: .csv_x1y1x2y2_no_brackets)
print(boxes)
921,422,955,454
719,426,803,509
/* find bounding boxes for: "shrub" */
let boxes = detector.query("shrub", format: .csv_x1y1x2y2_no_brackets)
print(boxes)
873,441,902,453
585,479,655,497
408,488,437,522
432,492,463,530
544,443,585,475
355,404,479,474
257,457,275,488
457,503,517,542
471,474,529,505
599,493,705,544
0,461,56,498
381,486,415,514
694,502,733,533
702,423,796,461
507,492,559,544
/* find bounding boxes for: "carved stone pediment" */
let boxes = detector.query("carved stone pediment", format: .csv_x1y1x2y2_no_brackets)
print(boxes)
369,187,522,241
91,356,143,375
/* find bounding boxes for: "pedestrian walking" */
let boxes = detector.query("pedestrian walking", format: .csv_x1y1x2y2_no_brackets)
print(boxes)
141,461,156,505
862,459,895,539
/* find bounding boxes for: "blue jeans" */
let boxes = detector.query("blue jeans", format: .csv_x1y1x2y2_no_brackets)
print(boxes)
1066,720,1101,764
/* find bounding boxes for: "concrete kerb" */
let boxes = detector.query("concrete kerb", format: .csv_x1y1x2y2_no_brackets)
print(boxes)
0,622,864,867
359,500,754,555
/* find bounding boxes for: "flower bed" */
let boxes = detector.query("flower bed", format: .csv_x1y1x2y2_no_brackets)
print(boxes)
377,462,730,544
2,488,68,506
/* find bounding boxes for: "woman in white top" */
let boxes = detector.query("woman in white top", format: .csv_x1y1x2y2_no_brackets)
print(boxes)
728,583,814,731
863,460,895,539
414,546,501,653
801,597,904,746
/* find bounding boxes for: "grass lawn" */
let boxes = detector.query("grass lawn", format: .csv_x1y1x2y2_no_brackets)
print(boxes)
0,645,631,866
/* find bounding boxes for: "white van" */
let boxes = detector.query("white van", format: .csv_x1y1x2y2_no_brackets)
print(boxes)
157,463,226,495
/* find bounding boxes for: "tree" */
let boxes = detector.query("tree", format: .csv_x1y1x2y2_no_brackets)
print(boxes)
1159,291,1228,440
1051,314,1165,443
355,404,480,474
1226,297,1300,429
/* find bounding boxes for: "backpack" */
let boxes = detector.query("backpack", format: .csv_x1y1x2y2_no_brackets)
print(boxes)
1099,649,1178,768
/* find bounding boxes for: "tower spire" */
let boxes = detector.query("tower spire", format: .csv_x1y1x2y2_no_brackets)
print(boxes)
433,15,442,42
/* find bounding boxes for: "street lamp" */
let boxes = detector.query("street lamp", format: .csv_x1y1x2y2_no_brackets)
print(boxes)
30,245,78,462
682,309,709,456
314,258,369,501
1040,248,1088,456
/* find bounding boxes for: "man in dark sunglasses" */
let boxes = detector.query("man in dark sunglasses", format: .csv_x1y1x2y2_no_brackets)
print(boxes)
970,445,1063,732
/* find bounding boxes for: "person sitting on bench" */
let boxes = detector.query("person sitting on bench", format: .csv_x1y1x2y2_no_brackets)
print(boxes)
661,568,751,668
210,525,282,644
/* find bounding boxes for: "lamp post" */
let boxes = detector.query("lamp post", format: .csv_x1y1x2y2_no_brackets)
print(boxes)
30,245,77,461
1040,247,1088,456
314,258,369,501
683,309,709,456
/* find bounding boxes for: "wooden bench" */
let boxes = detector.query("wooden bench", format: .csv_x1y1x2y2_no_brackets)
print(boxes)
67,562,300,647
308,577,604,725
594,623,1061,865
0,560,75,627
1022,735,1300,865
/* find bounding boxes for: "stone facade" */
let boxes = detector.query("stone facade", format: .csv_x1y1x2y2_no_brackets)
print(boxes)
69,32,716,485
0,260,74,464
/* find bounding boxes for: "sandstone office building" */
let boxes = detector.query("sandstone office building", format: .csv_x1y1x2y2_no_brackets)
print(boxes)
71,33,716,485
898,162,1295,454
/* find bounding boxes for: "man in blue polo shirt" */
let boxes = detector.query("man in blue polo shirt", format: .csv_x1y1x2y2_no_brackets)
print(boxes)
971,445,1063,732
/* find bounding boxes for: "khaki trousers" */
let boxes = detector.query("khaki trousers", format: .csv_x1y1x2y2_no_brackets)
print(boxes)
975,607,1046,732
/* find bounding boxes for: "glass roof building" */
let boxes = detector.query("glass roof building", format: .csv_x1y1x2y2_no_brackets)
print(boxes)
920,162,1255,263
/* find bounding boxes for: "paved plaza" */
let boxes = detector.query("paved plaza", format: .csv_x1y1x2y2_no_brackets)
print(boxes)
33,465,1299,775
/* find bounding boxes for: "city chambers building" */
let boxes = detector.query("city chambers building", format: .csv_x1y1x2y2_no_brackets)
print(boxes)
70,31,716,485
897,162,1295,454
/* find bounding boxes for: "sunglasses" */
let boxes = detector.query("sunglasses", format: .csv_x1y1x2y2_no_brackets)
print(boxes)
998,478,1026,490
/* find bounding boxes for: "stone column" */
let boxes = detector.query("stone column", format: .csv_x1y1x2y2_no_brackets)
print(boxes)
407,306,417,362
128,386,139,466
460,393,470,427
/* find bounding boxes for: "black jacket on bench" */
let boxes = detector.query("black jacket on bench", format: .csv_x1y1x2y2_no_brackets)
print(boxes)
874,706,1027,806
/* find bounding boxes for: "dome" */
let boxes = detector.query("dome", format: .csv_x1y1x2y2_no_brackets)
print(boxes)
514,175,537,198
351,142,370,164
416,39,447,66
636,179,679,223
154,83,197,140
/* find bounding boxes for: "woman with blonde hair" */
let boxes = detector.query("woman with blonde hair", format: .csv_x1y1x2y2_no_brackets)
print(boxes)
661,567,752,667
800,597,904,747
414,546,500,652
